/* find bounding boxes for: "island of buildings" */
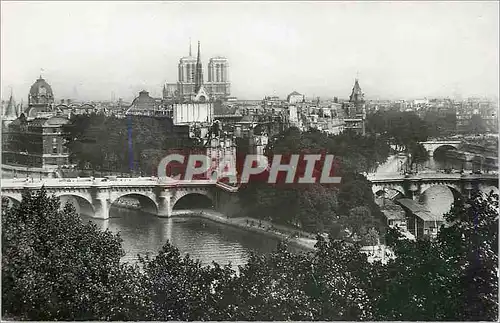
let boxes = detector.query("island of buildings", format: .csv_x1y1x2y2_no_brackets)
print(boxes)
1,41,498,241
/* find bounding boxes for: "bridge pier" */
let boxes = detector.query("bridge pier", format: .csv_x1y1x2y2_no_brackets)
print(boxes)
157,189,172,217
409,183,421,201
93,197,110,219
462,181,476,199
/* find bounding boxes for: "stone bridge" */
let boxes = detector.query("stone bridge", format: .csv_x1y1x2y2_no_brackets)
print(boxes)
1,177,239,219
419,140,462,156
368,172,498,200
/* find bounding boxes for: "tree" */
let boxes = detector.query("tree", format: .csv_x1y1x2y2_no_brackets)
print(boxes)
366,111,429,151
373,192,498,321
63,114,200,175
139,242,236,321
423,110,457,137
310,236,375,320
240,126,390,234
2,188,150,320
408,142,429,172
231,243,317,320
362,228,380,255
296,184,338,232
468,114,487,134
4,189,496,321
232,240,375,321
439,192,498,320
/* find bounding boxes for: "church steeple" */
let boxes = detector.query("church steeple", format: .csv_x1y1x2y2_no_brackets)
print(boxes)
349,78,364,104
4,90,17,118
189,38,192,56
194,41,204,93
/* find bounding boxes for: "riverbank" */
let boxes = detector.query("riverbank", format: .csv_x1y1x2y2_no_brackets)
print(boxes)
171,209,317,251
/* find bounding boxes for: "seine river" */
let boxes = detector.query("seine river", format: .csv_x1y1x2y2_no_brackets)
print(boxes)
83,207,304,269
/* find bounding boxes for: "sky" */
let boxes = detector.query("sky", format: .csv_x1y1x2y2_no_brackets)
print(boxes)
1,1,499,102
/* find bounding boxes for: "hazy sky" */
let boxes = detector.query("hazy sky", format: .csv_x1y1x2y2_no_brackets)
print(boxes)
1,1,498,101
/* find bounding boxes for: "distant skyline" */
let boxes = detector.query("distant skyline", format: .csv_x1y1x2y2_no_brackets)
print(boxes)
1,1,499,102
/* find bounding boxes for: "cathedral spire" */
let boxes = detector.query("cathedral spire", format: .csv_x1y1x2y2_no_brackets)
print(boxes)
4,89,17,118
196,40,201,63
189,37,192,56
194,41,204,93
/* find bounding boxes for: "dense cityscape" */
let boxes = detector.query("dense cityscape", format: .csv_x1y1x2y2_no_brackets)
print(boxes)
1,1,499,321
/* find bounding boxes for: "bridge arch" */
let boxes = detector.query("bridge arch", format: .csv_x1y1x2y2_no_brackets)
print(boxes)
56,193,95,217
433,144,458,157
421,141,460,157
172,191,214,211
109,193,159,216
419,184,462,217
420,184,462,200
372,184,406,198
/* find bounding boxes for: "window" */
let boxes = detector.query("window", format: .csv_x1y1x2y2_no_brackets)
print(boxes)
52,138,57,143
52,146,58,154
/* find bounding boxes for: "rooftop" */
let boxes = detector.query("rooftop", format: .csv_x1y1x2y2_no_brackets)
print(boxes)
397,198,445,222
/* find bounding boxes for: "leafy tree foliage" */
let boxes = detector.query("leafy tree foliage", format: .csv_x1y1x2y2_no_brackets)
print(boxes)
2,188,150,320
231,240,374,321
238,127,390,234
366,111,429,151
408,142,429,171
467,114,488,134
2,190,498,321
362,227,380,247
423,110,457,137
63,113,200,176
139,243,236,321
372,192,499,321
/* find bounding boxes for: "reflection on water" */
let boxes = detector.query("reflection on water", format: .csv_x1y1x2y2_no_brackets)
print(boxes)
83,207,303,268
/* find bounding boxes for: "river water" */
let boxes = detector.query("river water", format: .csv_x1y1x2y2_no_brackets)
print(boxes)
83,207,304,269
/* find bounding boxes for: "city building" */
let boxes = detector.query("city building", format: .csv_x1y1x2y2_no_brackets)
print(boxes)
126,90,169,117
2,76,71,173
287,91,303,104
343,78,366,135
205,57,230,98
2,114,70,170
396,198,444,239
164,41,231,101
24,76,55,118
172,86,214,125
379,199,408,231
287,105,299,126
262,95,283,110
167,42,215,125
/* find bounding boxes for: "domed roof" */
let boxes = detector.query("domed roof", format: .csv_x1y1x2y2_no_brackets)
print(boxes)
126,90,161,115
29,77,54,100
